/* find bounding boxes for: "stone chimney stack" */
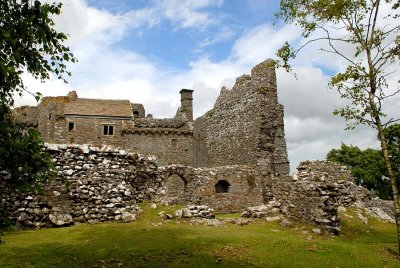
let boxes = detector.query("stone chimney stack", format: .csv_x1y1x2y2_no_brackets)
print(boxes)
179,89,194,121
67,90,78,101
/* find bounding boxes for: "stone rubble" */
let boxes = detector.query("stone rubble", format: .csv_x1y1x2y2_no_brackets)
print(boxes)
241,201,281,218
174,205,215,219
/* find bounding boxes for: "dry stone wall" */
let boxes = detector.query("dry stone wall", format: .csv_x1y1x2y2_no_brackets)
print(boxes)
1,144,162,228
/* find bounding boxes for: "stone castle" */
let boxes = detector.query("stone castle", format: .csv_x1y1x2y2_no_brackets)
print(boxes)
5,59,392,232
13,59,289,175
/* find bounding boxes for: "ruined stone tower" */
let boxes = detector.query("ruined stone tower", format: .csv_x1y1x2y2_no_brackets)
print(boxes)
193,59,289,175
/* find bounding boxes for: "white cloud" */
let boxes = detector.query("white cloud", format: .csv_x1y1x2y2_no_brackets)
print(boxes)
232,24,300,65
15,0,397,173
156,0,223,29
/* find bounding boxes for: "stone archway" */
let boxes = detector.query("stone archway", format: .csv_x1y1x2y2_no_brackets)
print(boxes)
165,174,188,204
215,180,230,193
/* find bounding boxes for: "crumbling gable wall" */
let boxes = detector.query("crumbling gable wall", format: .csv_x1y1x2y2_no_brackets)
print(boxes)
11,105,38,127
193,59,289,175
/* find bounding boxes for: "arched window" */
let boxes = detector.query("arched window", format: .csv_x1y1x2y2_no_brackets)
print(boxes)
215,180,230,193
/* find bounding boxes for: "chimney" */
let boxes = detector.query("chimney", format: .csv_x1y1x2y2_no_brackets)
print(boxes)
67,90,78,101
179,89,194,121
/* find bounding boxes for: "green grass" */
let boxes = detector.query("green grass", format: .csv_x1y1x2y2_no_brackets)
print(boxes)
0,205,398,267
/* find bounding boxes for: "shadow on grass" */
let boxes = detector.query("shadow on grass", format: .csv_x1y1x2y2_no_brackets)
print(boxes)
0,224,260,268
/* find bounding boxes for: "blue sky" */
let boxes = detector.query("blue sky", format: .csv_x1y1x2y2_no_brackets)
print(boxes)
82,0,281,70
18,0,399,171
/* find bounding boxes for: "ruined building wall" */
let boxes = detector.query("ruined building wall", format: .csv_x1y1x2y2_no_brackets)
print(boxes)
159,165,264,213
37,96,68,142
12,60,288,172
193,59,289,175
62,117,131,147
12,106,38,127
123,131,194,166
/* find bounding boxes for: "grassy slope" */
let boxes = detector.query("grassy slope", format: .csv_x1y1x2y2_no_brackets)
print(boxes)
0,205,398,268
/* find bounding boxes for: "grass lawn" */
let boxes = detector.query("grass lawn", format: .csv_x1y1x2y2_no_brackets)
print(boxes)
0,204,398,267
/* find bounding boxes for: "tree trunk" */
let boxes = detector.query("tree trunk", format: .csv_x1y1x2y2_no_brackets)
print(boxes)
371,100,400,254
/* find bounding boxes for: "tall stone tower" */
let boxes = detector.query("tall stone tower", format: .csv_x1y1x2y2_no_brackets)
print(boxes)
180,89,194,121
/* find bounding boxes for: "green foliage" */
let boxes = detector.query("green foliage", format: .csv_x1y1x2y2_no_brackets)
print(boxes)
0,0,75,244
276,0,400,251
275,0,400,129
0,0,74,183
327,143,394,199
0,0,76,106
0,104,52,188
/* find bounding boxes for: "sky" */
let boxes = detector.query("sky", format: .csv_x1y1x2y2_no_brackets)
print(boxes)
15,0,399,172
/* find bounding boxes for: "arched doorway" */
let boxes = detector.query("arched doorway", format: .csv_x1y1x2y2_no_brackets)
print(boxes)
165,174,187,204
215,180,230,193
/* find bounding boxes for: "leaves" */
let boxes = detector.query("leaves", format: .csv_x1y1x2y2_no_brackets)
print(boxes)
0,0,77,106
277,0,400,253
327,142,398,199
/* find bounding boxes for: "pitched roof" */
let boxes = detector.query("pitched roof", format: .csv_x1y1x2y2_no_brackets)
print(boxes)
65,98,133,117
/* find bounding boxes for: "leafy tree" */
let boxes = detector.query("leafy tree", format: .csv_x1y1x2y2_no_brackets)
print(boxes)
275,0,400,252
327,143,394,199
0,0,76,244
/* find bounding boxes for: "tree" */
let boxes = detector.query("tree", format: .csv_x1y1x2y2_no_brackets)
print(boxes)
275,0,400,252
0,0,76,244
327,143,394,199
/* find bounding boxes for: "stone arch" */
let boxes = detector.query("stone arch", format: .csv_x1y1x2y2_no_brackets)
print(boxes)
165,174,188,204
215,180,230,193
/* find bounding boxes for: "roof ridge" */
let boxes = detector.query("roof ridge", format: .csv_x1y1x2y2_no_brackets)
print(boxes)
76,98,130,102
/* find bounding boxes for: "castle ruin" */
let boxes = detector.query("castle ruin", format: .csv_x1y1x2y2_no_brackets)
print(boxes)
6,59,389,232
14,59,289,175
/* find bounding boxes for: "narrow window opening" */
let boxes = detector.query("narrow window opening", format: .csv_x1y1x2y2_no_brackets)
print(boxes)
103,125,114,135
171,138,178,148
48,113,52,120
68,122,75,131
215,180,230,193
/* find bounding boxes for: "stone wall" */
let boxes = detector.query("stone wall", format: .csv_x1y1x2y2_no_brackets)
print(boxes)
271,160,369,233
122,117,194,166
1,146,392,233
159,165,264,213
1,144,162,228
62,116,131,146
193,59,289,175
123,132,194,166
1,145,267,227
37,96,68,142
11,105,38,127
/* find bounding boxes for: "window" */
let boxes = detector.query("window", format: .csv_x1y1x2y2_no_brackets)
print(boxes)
171,138,178,148
133,111,139,117
103,125,114,135
48,113,52,120
215,180,230,193
68,122,75,131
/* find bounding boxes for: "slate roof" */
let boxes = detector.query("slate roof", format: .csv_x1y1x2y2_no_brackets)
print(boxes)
65,98,133,117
